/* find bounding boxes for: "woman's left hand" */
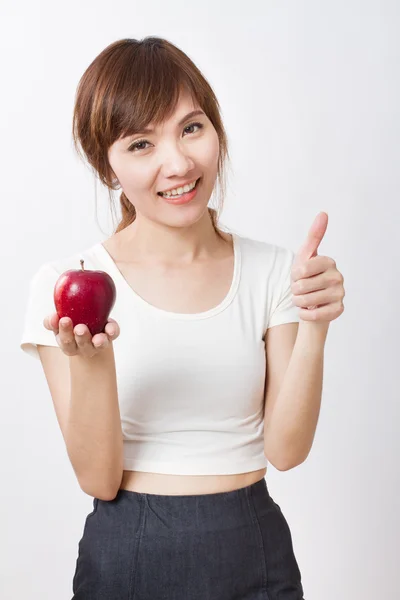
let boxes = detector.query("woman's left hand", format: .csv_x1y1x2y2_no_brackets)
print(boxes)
291,212,345,323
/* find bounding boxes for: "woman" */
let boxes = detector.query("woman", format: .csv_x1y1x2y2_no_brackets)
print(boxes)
20,37,345,599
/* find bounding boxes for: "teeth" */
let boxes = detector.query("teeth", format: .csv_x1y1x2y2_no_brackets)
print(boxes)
161,179,197,197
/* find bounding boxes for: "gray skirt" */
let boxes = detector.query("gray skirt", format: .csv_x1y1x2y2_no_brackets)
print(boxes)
72,477,305,599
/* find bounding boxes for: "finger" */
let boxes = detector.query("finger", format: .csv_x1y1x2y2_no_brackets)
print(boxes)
295,212,328,263
74,324,91,345
293,289,334,309
74,323,87,336
74,324,100,355
105,319,119,338
292,255,333,282
43,315,52,330
291,272,327,295
299,301,343,322
44,314,58,331
59,316,72,329
58,317,78,351
92,333,109,349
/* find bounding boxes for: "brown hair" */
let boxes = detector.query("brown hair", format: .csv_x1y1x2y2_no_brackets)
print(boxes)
72,37,232,239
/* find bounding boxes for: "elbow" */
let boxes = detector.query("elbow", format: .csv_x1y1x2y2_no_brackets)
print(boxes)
275,461,296,472
274,455,308,471
267,457,293,471
79,472,123,502
264,445,288,471
101,489,120,501
72,458,124,502
269,460,302,472
80,481,120,501
265,447,306,472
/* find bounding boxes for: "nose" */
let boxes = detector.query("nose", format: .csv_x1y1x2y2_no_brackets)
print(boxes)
160,143,195,178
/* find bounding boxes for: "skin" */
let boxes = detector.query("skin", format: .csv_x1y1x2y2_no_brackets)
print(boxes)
45,89,224,352
42,96,346,495
43,89,268,496
107,87,222,265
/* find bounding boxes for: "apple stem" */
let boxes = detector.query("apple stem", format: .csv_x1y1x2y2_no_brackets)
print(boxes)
80,259,85,271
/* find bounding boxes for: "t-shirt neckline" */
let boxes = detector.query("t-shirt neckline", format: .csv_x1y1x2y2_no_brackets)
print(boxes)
92,232,241,320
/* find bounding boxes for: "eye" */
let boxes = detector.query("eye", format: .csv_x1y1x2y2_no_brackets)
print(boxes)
127,121,204,153
128,139,149,152
183,121,204,135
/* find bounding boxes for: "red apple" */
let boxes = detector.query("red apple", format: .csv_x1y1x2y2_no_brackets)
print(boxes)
54,259,116,336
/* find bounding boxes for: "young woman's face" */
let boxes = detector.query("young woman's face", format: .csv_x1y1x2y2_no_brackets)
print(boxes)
108,89,220,228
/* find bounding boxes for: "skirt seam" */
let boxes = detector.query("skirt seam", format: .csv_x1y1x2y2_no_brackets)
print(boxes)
128,493,147,600
245,486,271,600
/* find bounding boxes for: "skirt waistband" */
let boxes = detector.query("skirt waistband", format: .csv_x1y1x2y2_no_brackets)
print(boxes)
105,476,272,532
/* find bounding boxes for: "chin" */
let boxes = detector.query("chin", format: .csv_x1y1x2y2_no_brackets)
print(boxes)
160,202,210,228
167,210,207,228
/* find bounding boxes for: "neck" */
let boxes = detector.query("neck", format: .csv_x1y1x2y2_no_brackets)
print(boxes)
117,210,226,265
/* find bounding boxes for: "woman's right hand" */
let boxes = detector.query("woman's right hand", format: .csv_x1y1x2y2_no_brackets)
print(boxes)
43,313,120,358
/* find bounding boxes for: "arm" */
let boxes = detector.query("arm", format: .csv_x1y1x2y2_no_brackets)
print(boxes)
263,213,344,470
66,343,124,500
264,321,329,471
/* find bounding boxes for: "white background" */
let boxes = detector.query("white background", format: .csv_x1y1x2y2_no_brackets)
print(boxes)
2,1,399,598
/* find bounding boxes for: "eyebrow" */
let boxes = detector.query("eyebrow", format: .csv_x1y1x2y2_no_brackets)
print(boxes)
136,110,206,134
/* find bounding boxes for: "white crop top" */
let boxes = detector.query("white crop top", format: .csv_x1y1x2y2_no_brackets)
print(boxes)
20,232,300,475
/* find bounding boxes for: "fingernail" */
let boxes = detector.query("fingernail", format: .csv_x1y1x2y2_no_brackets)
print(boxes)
76,327,85,336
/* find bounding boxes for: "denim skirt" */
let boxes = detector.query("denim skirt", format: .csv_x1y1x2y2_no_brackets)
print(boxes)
72,477,305,599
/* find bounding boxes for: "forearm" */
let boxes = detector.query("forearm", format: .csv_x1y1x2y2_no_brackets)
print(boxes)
66,343,124,500
265,321,329,470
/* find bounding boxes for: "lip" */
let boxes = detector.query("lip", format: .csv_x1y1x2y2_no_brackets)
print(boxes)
158,178,200,195
160,177,201,205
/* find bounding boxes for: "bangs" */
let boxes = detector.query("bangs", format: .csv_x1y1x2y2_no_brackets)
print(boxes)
72,36,229,237
96,44,203,145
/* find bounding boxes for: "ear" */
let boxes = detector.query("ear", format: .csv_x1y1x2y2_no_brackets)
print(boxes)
108,164,119,186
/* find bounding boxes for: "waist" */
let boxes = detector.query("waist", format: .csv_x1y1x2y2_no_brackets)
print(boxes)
120,468,267,496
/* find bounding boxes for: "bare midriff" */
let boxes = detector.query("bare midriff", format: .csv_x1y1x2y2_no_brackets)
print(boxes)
119,468,267,495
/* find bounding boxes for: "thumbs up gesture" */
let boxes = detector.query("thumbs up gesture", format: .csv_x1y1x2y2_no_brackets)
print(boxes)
291,212,345,323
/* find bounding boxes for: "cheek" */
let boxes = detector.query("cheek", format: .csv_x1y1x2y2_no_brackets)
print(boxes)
209,130,220,161
198,130,220,169
119,167,153,194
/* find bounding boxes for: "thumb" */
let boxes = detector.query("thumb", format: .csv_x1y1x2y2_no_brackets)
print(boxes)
294,211,329,264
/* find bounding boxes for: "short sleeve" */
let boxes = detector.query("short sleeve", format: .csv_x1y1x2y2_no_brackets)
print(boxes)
20,263,60,361
266,248,300,330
